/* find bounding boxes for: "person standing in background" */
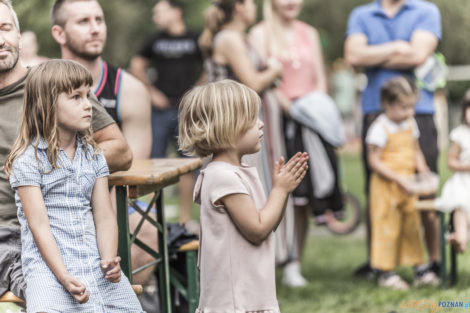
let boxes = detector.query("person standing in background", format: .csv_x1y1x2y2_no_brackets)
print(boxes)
250,0,344,288
19,31,48,67
130,0,203,233
345,0,442,283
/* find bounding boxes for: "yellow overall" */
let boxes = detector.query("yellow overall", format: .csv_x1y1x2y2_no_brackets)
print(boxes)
369,120,424,271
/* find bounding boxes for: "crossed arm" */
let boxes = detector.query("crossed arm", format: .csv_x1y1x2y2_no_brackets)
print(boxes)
344,30,438,69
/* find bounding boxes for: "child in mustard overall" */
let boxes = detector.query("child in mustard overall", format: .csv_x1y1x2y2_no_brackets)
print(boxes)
366,76,435,290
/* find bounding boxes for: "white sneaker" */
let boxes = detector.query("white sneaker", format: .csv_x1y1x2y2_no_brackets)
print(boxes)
413,271,441,287
282,261,307,287
378,273,409,290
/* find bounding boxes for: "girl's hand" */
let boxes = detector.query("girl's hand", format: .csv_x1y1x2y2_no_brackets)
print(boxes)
61,274,89,304
273,152,309,193
396,176,411,194
100,256,122,283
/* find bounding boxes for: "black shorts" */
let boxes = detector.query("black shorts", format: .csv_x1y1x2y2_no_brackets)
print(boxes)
415,114,439,173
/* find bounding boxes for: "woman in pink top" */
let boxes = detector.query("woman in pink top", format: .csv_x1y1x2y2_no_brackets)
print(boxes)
178,80,308,313
250,0,344,287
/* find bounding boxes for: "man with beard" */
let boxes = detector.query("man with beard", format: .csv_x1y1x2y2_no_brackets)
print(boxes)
0,0,132,300
51,0,154,285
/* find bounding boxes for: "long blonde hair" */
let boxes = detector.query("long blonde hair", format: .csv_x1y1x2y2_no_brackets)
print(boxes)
178,79,260,157
198,0,244,58
4,59,96,175
262,0,296,58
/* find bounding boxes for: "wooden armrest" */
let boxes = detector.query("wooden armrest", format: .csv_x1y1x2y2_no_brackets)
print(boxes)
178,240,199,252
132,284,143,296
0,291,24,303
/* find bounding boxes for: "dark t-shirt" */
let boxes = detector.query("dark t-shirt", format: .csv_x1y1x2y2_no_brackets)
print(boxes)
138,30,202,106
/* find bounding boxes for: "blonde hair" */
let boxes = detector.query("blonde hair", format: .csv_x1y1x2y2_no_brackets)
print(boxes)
262,0,291,58
198,0,244,58
4,59,96,175
178,79,260,157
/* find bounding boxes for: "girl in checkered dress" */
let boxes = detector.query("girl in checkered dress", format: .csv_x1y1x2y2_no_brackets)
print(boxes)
4,60,144,312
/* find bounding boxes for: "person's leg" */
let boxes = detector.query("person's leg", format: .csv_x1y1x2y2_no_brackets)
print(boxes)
0,227,26,300
415,114,440,270
372,181,409,290
179,173,195,224
354,113,379,277
166,107,197,229
150,108,173,158
369,176,400,273
282,205,309,287
282,118,308,287
452,208,467,253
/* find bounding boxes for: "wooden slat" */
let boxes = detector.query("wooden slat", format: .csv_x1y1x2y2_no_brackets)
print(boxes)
178,240,199,252
0,291,23,303
132,284,143,296
109,158,202,187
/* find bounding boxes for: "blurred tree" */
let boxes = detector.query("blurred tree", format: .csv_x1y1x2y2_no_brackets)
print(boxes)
12,0,470,68
15,0,208,67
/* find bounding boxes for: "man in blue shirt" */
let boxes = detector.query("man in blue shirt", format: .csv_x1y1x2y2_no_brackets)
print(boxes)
345,0,442,285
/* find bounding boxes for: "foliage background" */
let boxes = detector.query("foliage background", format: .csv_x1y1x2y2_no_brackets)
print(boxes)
13,0,470,101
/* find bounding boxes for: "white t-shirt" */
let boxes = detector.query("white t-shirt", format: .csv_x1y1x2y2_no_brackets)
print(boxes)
366,114,420,148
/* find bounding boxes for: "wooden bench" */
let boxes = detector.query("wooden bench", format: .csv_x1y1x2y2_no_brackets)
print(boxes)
416,200,457,287
170,239,199,313
0,285,143,305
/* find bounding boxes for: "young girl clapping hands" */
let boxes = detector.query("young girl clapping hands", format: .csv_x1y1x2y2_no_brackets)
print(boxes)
178,80,308,312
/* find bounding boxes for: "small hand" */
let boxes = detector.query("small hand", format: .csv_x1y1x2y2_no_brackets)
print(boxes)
100,256,122,283
61,274,89,304
273,152,309,193
396,176,412,195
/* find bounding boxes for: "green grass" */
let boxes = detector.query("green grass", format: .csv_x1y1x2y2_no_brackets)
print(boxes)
275,149,464,313
165,148,468,313
277,232,470,313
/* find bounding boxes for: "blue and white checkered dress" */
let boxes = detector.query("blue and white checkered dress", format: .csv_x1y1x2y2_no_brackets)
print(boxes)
10,137,144,313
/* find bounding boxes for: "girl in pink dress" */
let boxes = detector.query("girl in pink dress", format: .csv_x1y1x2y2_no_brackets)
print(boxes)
178,80,308,313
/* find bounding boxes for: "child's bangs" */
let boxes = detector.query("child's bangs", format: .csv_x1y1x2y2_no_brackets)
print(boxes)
54,62,93,94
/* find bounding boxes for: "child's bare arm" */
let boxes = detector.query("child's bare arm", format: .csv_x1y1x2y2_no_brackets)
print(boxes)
18,186,89,303
367,144,409,192
92,177,120,264
222,153,308,245
447,141,470,172
414,140,430,173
